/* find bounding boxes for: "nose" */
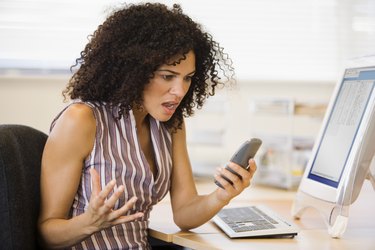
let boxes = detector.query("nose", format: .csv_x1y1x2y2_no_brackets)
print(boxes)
169,79,189,98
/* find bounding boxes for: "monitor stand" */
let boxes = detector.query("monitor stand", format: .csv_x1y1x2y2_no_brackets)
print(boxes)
291,155,375,238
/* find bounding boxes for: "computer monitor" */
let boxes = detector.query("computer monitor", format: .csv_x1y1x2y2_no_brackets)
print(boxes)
292,63,375,237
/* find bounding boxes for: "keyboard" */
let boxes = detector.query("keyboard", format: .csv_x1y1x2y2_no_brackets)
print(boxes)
213,205,299,238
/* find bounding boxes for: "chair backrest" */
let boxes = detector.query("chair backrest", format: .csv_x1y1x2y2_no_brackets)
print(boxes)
0,124,48,250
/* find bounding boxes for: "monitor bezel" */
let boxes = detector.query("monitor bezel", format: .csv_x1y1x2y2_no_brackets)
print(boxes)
299,65,375,203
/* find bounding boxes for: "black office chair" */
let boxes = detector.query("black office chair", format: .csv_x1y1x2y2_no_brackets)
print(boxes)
0,124,48,250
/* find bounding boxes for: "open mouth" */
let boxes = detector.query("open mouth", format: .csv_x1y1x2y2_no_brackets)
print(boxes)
162,102,178,114
162,102,178,112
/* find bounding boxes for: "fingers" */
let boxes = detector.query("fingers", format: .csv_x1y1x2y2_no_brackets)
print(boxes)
220,167,242,188
100,182,124,212
110,197,144,223
214,168,242,194
248,159,257,177
104,195,144,225
215,160,258,191
99,180,117,203
214,160,258,204
214,173,233,190
88,172,144,229
112,212,145,225
90,179,117,211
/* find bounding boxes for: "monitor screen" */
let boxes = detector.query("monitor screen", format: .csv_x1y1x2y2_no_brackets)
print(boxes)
308,66,375,188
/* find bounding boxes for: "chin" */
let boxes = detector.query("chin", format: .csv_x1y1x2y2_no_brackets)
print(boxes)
160,116,173,122
151,113,173,122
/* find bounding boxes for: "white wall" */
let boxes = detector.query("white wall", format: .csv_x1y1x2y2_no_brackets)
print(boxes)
0,75,68,133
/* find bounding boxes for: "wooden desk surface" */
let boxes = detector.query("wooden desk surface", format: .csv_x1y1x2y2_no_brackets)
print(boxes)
173,228,375,250
149,178,375,250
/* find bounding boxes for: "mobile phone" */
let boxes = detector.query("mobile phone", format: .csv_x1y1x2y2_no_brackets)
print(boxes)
215,138,262,188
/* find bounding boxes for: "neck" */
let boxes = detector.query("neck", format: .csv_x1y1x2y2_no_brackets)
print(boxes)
132,107,148,129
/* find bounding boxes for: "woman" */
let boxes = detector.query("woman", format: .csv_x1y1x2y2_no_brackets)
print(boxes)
38,3,257,249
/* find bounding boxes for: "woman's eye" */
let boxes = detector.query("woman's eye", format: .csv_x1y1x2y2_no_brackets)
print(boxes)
184,76,193,82
162,75,174,80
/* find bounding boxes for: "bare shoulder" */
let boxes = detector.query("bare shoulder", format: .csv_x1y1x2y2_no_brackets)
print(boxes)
54,103,95,134
63,103,95,123
47,103,96,158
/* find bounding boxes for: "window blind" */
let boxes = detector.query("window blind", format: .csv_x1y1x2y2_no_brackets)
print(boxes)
0,0,374,81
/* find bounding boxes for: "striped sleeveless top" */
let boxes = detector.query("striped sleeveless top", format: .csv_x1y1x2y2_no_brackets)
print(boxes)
51,101,172,250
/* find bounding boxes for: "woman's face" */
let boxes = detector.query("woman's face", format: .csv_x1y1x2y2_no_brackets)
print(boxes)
142,50,196,122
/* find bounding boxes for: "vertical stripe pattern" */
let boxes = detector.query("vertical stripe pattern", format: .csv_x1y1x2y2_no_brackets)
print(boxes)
51,101,172,249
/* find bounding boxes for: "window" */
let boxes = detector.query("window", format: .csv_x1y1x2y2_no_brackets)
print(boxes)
0,0,374,81
0,0,118,74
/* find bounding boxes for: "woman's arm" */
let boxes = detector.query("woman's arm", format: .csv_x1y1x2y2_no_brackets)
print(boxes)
169,120,257,230
38,104,143,249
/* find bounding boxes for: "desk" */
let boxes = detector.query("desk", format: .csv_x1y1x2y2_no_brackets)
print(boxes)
149,178,375,250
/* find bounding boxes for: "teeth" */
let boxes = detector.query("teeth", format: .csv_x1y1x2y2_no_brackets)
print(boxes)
164,103,176,109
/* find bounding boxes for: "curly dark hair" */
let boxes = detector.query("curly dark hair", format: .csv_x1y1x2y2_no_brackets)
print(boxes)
63,2,234,130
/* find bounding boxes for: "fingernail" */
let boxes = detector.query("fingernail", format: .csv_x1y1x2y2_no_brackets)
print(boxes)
131,196,138,202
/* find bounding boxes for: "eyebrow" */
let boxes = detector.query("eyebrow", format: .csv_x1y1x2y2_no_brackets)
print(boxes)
156,69,196,75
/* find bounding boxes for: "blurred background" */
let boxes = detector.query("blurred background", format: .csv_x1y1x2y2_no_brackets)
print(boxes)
1,0,374,188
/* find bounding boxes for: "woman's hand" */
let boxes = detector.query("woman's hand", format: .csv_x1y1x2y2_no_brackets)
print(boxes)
85,168,144,231
214,159,257,203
